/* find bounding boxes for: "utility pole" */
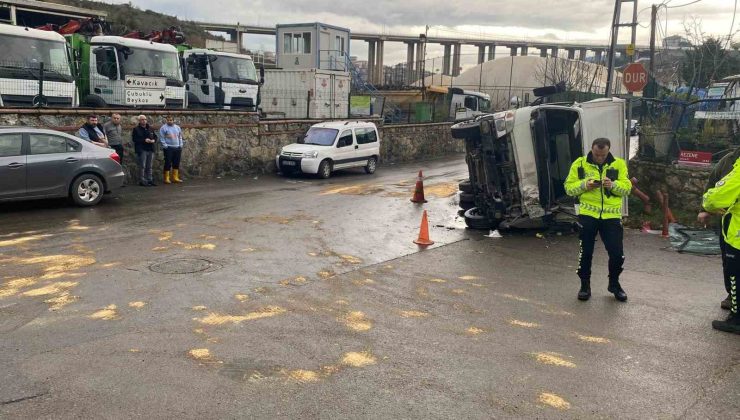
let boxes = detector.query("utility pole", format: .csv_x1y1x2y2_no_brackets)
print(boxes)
648,4,658,98
605,0,639,97
420,25,428,99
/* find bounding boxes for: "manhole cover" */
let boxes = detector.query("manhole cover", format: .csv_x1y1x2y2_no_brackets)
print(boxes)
149,258,215,274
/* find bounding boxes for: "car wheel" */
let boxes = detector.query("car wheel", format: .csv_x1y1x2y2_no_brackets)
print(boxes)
459,180,473,193
71,174,104,207
318,160,332,179
364,157,377,174
464,207,496,230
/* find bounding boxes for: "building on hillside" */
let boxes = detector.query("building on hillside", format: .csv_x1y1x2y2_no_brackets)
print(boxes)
663,35,692,50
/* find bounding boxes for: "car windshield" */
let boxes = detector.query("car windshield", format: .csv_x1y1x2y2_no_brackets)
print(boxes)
0,34,73,82
302,127,338,146
120,47,183,84
210,55,258,84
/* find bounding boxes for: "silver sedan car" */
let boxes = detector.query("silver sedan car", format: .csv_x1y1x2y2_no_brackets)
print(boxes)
0,127,125,206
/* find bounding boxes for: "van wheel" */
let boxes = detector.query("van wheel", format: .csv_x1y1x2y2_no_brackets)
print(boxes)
365,157,377,174
318,160,332,179
71,174,104,207
464,207,495,230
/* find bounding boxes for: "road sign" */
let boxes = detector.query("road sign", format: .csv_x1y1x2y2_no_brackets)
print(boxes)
125,75,166,90
125,89,166,105
622,63,648,92
626,44,635,57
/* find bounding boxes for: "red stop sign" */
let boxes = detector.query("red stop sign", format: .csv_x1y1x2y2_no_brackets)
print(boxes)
622,63,649,92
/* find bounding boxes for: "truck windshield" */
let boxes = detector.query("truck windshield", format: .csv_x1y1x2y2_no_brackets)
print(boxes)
303,127,338,146
209,55,258,84
120,47,183,84
479,98,491,112
0,34,72,82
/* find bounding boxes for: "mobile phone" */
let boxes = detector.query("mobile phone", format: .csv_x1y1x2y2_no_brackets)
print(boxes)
592,180,602,186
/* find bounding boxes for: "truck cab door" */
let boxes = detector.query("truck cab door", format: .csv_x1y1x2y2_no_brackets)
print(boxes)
186,54,214,105
90,46,121,105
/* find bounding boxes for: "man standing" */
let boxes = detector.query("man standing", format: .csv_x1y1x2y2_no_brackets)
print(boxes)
565,138,632,302
103,113,124,160
698,147,740,310
131,115,157,187
702,160,740,334
77,115,108,147
159,115,184,184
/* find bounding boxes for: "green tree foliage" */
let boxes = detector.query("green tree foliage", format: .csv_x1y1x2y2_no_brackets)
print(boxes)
680,37,740,88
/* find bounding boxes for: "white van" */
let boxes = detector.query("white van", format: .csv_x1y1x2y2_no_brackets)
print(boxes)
276,121,380,178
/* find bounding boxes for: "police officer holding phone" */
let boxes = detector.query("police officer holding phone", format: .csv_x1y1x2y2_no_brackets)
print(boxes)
565,138,632,302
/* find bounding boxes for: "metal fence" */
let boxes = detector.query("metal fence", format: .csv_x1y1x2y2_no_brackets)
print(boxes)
634,96,740,162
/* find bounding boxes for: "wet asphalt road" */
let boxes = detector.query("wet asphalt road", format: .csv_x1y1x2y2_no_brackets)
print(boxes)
0,155,738,419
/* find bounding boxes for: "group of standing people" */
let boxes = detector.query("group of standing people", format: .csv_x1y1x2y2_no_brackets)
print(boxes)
77,114,185,187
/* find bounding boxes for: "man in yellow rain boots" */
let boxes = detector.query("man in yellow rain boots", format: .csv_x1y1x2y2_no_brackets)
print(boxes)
159,115,185,184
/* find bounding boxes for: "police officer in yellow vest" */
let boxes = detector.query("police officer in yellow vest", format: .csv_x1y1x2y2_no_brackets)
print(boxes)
565,138,632,302
702,159,740,334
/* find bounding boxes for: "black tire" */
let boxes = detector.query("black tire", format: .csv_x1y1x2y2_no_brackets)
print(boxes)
459,192,475,203
451,119,481,140
464,207,496,230
187,92,203,109
364,156,377,174
459,180,473,193
82,94,107,108
460,200,475,211
70,174,104,207
317,160,332,179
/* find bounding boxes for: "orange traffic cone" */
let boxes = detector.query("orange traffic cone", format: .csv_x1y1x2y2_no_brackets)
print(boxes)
414,210,435,246
410,170,427,203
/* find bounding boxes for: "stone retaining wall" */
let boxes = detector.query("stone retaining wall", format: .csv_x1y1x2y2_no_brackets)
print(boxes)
628,159,711,218
0,110,462,182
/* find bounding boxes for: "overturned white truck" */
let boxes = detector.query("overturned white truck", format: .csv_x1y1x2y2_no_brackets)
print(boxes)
452,97,628,230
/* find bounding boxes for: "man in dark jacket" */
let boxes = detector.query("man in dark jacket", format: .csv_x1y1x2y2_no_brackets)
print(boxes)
698,147,740,310
131,114,158,186
77,115,108,147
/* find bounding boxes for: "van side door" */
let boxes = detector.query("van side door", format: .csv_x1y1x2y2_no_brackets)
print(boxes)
332,129,356,169
354,127,379,165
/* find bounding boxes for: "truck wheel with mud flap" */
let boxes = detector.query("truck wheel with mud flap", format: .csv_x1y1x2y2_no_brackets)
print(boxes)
451,120,481,140
464,207,497,230
318,160,333,179
459,192,475,203
83,95,107,108
458,180,473,193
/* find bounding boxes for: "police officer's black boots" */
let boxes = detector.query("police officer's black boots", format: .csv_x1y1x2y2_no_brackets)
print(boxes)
607,278,628,302
578,278,591,301
713,278,740,334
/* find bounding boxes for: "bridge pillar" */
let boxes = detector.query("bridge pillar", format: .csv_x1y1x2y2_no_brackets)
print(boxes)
442,44,452,76
520,46,529,56
487,44,496,61
579,48,587,61
375,40,385,85
452,43,461,77
539,47,548,57
567,48,575,60
477,45,486,64
509,46,518,56
367,40,375,85
416,42,424,83
406,42,416,85
550,47,559,58
594,49,603,63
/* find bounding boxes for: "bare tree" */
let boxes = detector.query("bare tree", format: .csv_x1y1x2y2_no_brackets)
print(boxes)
534,57,603,93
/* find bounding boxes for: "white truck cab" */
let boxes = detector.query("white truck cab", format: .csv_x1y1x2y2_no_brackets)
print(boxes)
0,24,77,107
277,121,380,178
449,87,492,121
183,49,263,110
84,36,186,108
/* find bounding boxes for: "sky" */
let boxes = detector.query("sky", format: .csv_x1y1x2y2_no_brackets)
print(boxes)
106,0,737,71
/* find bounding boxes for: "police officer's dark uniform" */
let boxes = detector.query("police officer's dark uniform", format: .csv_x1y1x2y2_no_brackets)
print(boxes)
564,138,632,301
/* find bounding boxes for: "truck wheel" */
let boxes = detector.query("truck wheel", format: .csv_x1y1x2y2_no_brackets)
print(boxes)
458,180,473,193
318,160,332,179
451,120,481,140
464,207,496,230
460,200,475,211
83,95,107,108
459,192,474,203
187,92,203,109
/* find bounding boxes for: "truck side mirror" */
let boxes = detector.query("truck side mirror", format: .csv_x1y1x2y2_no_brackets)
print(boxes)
259,64,265,85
